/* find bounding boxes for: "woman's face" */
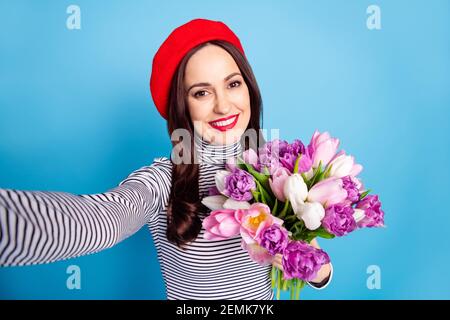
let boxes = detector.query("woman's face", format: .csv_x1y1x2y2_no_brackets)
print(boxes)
184,44,251,145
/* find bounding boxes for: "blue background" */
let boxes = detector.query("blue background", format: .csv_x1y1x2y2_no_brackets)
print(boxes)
0,0,449,299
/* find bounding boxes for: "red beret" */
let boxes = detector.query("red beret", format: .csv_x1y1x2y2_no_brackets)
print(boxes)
150,18,246,120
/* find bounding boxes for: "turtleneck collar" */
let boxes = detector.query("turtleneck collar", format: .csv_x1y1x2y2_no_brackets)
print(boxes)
193,131,243,165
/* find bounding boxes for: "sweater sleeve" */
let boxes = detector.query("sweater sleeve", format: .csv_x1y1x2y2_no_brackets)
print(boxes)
307,262,333,290
0,156,172,267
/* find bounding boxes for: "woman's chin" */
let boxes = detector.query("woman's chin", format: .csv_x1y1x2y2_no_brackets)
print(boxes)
212,128,244,145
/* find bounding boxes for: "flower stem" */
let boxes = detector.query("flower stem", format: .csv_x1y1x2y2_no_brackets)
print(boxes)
290,279,296,300
296,280,305,300
282,277,288,291
276,268,281,300
271,266,276,289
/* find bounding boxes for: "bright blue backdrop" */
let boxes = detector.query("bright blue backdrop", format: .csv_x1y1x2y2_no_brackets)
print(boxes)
0,0,449,299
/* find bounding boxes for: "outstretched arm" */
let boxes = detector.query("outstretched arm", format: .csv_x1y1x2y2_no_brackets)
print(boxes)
0,157,171,266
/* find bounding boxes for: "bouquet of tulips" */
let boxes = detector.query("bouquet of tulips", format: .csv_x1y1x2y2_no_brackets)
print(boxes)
201,131,384,299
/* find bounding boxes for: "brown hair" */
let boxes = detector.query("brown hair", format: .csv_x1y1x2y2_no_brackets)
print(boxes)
166,40,266,248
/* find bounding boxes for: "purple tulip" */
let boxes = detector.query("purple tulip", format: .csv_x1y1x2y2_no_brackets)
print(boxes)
258,225,289,255
286,140,313,173
258,139,312,174
282,241,330,281
356,195,384,228
342,176,360,203
322,203,357,236
258,139,290,173
223,168,256,201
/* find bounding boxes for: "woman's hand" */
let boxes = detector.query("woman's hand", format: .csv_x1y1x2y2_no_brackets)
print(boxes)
271,238,332,284
272,253,283,270
308,238,332,283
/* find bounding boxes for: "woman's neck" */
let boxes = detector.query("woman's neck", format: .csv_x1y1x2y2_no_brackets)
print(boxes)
193,132,243,165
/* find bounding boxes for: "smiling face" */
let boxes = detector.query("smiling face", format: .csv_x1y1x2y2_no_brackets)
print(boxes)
184,44,251,145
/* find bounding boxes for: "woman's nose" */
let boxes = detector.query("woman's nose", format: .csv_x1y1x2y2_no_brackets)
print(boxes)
213,91,232,115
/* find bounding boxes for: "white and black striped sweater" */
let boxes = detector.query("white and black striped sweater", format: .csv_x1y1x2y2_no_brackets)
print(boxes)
0,134,331,299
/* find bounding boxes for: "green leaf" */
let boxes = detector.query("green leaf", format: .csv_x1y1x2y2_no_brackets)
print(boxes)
236,163,246,170
258,183,267,205
255,180,273,207
272,198,279,216
251,189,260,202
359,189,371,200
307,226,335,240
323,164,333,179
315,171,326,184
279,199,290,219
291,220,307,240
235,156,247,169
244,163,271,190
285,214,297,223
301,172,308,182
308,161,323,188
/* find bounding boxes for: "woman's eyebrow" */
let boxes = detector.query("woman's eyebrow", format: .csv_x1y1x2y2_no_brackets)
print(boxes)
187,72,241,92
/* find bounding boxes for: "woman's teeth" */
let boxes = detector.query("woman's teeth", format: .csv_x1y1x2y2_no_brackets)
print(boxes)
211,116,236,127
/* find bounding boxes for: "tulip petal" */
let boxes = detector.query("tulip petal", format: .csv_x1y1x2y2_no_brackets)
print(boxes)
223,199,251,210
202,215,218,230
350,164,363,177
215,170,230,194
204,230,228,241
240,228,256,244
201,195,227,210
217,218,240,237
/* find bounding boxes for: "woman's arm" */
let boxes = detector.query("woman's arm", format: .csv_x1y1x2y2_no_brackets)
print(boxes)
0,157,171,266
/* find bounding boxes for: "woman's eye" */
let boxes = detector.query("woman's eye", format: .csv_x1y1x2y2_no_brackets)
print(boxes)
194,90,208,98
229,80,241,88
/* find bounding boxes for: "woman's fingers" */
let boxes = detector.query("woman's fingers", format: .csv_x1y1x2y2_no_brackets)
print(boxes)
272,253,283,270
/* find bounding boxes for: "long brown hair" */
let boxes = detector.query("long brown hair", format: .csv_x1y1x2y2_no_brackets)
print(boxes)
166,40,266,248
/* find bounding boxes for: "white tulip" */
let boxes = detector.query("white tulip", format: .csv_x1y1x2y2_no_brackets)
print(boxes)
223,198,251,210
201,195,251,211
297,202,325,231
215,170,230,194
353,208,365,223
283,173,308,215
329,154,354,178
201,195,227,211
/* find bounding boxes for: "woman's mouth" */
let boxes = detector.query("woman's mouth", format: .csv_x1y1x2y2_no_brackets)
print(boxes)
208,113,240,132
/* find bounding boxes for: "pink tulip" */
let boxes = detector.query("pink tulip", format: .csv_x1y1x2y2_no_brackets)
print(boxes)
241,240,274,265
307,177,348,208
202,209,243,240
269,166,291,202
350,163,363,177
240,203,283,244
243,148,259,167
225,157,238,171
308,130,340,168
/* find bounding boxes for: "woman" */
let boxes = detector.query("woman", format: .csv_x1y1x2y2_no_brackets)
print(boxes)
0,18,331,299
